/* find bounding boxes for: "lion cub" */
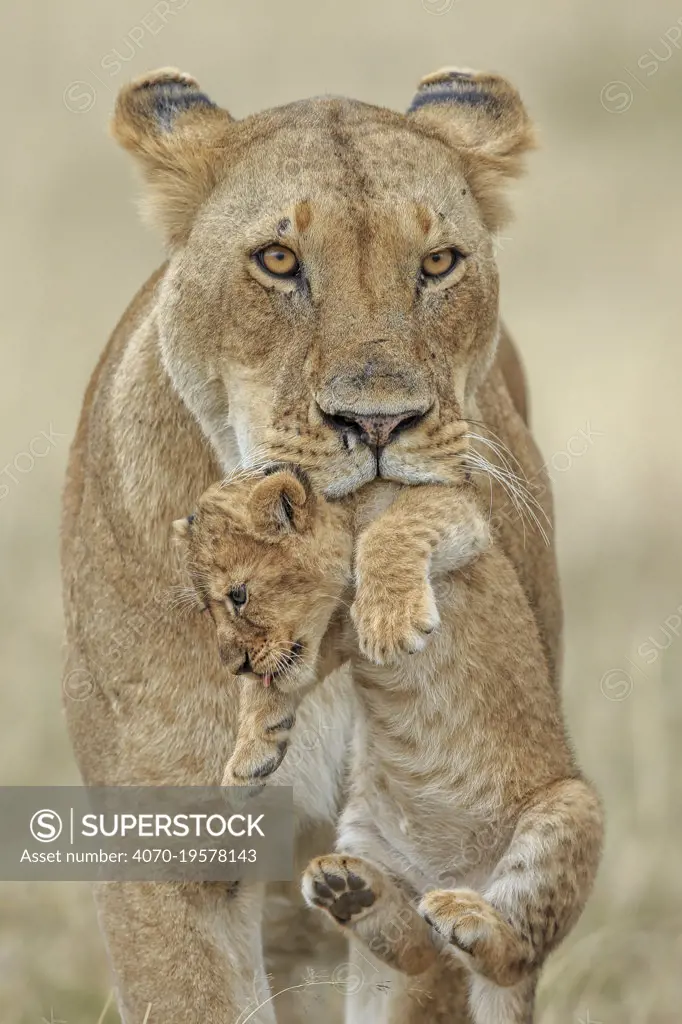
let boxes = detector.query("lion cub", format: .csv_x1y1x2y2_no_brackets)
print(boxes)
172,464,353,784
174,466,603,1024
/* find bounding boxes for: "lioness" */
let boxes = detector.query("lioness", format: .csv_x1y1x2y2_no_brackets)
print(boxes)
174,465,601,1024
61,66,563,1023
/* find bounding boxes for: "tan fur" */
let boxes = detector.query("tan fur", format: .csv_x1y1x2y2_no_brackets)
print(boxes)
110,68,234,245
172,468,352,785
181,469,602,1024
304,484,602,1024
61,65,563,1023
409,68,537,232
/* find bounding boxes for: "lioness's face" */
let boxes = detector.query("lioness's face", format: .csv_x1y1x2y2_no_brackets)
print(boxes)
173,468,352,689
115,69,533,496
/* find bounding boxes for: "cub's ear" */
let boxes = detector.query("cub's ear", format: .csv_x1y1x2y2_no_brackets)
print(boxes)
171,513,194,543
111,68,233,246
248,468,314,537
407,68,536,230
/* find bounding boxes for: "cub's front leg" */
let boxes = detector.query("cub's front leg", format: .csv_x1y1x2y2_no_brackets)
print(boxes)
222,679,299,786
351,484,489,664
222,619,347,787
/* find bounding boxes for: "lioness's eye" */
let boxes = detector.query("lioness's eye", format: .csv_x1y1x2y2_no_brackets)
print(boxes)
229,584,248,607
255,245,300,278
421,248,462,279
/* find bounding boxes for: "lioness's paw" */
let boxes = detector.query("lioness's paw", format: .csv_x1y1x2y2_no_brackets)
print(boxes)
351,576,440,664
302,854,381,925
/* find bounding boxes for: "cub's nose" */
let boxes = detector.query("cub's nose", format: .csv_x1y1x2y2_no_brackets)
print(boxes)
324,409,424,448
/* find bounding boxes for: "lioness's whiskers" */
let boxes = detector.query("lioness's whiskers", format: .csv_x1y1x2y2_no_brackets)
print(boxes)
465,450,550,545
466,418,528,477
465,439,548,519
167,585,203,611
466,453,533,542
465,431,521,483
465,432,549,524
465,456,529,545
466,425,552,540
468,451,550,542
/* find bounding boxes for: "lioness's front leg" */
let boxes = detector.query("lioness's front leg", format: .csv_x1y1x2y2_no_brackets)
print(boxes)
352,485,489,664
94,878,275,1024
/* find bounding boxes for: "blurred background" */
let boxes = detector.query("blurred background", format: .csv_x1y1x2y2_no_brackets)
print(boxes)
1,0,681,1020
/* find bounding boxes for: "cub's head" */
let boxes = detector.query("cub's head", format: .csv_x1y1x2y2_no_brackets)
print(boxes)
173,465,352,688
114,66,534,496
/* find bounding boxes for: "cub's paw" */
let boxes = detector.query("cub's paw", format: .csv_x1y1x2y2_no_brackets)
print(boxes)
221,741,286,789
419,888,528,985
419,888,494,951
351,575,440,664
302,855,382,925
221,715,294,788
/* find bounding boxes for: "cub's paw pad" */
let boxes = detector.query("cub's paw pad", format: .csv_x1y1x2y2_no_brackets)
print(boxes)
351,579,440,665
302,856,379,925
419,889,495,954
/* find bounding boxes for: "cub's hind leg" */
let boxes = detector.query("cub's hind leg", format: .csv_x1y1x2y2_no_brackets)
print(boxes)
343,947,475,1024
302,854,439,976
419,777,603,1024
419,887,537,1024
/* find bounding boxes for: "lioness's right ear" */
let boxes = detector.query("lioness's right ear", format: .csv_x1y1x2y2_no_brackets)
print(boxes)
111,68,233,246
407,68,536,230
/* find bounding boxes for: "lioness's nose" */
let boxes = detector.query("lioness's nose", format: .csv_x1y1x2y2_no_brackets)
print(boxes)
325,409,424,447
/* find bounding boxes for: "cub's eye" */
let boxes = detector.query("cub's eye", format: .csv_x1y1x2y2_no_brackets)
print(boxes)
229,584,248,608
255,245,300,278
421,248,462,279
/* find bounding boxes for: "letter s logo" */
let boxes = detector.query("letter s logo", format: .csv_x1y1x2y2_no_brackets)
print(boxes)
30,809,63,843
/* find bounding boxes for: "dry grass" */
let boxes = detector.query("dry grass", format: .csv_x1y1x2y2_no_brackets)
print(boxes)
1,0,681,1020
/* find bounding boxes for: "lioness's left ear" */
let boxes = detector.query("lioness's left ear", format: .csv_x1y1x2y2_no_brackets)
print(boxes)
407,68,536,230
111,68,234,246
248,468,314,537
